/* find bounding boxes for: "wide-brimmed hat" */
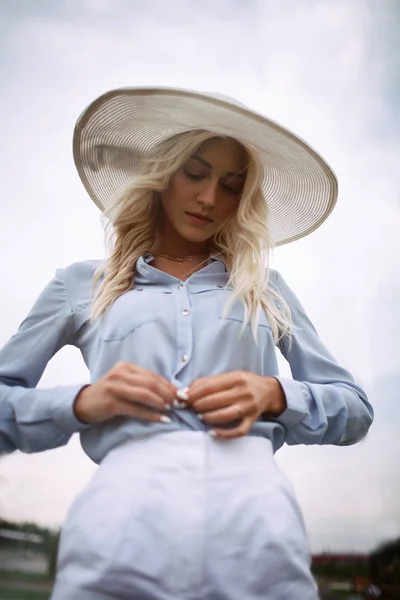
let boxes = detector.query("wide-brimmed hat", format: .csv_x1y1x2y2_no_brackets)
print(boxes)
73,87,337,246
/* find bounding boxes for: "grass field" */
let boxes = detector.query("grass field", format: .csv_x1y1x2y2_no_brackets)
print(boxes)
0,571,53,600
0,589,50,600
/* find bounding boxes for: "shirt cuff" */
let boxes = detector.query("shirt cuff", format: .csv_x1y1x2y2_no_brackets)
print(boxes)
273,377,309,428
51,385,91,433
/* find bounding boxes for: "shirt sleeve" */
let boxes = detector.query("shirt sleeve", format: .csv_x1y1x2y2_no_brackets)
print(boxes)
0,269,90,454
270,270,373,446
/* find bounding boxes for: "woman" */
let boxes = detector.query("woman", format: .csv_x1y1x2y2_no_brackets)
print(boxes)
0,88,373,599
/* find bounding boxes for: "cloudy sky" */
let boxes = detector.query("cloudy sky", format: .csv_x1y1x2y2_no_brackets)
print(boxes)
0,0,399,553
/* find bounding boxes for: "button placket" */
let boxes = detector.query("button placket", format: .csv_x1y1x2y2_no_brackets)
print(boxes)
173,282,193,376
170,282,204,432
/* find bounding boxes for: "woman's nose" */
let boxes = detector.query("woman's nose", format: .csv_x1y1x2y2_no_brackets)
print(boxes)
197,181,218,206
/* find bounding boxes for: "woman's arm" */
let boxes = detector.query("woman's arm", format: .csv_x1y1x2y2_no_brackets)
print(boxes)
0,269,89,454
271,270,373,446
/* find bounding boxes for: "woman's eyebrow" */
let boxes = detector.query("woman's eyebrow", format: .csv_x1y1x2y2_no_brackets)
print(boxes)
192,155,246,178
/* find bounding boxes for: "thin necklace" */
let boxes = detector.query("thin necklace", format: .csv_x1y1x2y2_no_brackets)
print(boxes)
154,253,210,264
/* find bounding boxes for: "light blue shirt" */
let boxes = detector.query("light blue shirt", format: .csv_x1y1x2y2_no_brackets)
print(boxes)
0,255,373,463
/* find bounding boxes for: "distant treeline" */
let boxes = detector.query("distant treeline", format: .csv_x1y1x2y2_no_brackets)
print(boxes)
369,537,400,589
312,536,400,590
0,518,59,536
1,518,398,589
0,518,60,578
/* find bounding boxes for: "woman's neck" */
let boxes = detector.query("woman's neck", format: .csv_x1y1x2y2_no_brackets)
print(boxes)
150,234,210,259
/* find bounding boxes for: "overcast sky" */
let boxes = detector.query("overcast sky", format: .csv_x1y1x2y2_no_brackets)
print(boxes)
0,0,399,553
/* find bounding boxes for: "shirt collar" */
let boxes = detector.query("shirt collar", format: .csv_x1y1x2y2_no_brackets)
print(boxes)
135,253,227,285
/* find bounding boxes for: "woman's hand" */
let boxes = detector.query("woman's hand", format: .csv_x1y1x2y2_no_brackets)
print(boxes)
184,371,287,439
73,362,176,425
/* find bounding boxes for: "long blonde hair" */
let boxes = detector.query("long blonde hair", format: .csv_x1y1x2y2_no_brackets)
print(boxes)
91,129,291,341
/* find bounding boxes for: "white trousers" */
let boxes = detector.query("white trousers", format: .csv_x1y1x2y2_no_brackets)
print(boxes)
51,432,319,600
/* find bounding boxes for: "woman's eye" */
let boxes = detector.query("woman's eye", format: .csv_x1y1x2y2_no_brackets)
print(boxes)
183,170,204,181
222,183,242,196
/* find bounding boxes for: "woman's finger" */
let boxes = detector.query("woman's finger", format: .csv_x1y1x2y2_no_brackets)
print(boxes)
188,373,235,400
113,399,173,423
148,375,177,402
191,389,236,413
198,404,247,425
116,363,176,403
125,372,175,405
113,382,172,412
209,417,253,440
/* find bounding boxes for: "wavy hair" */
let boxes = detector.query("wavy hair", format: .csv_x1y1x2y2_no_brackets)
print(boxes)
91,130,291,341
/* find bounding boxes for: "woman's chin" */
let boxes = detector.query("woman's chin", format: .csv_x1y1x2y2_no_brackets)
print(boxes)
176,227,214,244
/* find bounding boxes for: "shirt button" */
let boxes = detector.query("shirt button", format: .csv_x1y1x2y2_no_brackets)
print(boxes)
182,309,190,316
178,284,184,289
181,354,189,362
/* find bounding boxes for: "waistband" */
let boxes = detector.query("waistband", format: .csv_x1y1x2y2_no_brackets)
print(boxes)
99,430,277,478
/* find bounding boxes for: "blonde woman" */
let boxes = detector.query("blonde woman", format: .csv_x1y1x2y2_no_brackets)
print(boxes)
0,89,373,600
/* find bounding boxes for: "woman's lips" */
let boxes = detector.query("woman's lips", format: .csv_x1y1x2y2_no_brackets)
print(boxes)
185,212,213,225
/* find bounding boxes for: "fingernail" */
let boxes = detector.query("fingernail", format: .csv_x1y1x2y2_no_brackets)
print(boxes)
197,414,203,421
160,416,172,424
208,430,218,437
176,388,189,401
173,399,186,409
165,403,172,411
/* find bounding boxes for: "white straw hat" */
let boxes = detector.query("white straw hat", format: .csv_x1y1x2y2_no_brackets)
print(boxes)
73,87,338,246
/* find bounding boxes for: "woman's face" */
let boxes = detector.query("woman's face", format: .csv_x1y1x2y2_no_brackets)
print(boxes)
160,137,247,245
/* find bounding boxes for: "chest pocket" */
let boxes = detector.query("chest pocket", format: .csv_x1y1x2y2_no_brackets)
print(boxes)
100,288,172,342
215,289,272,330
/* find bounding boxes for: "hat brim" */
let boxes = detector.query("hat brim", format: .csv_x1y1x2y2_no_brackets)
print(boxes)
73,87,337,246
